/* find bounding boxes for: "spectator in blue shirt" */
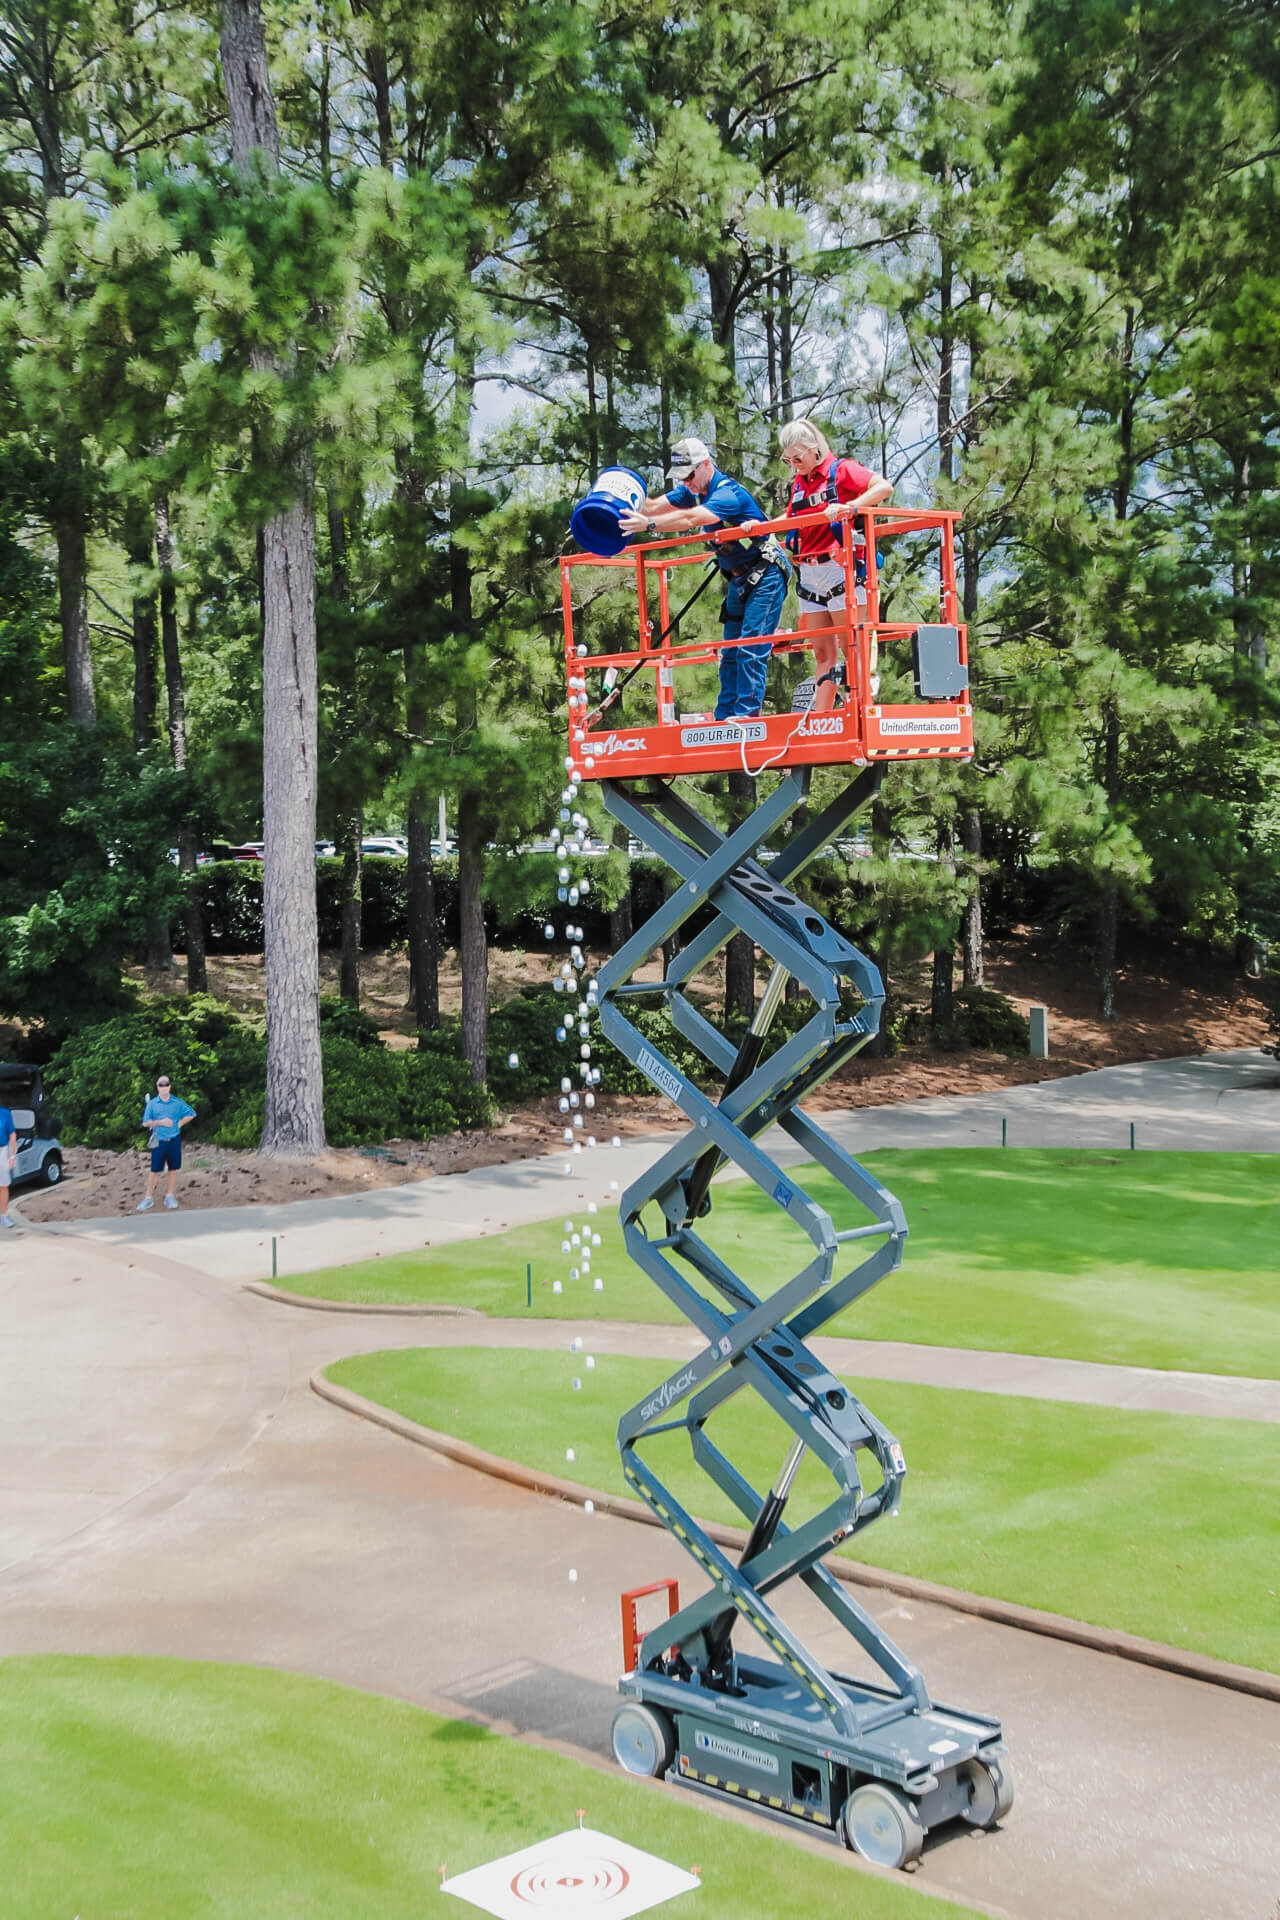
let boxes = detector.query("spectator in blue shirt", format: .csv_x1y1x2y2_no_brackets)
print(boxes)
137,1076,196,1212
0,1103,15,1229
619,436,792,721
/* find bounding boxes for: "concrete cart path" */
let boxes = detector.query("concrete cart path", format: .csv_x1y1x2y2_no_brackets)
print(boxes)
2,1228,1279,1918
28,1048,1280,1283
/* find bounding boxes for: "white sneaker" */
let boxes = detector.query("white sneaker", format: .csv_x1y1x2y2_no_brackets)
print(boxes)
0,1214,14,1229
136,1196,154,1212
164,1194,179,1210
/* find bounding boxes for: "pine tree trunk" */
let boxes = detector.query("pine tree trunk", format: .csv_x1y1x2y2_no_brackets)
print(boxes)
865,797,892,1057
27,38,93,727
449,339,485,1079
259,495,325,1146
328,499,362,1006
960,808,984,988
1097,700,1121,1021
155,492,206,993
608,820,633,951
458,805,487,1083
127,516,158,754
55,452,95,728
406,788,439,1033
930,819,955,1032
337,811,362,1005
936,165,955,488
221,0,324,1154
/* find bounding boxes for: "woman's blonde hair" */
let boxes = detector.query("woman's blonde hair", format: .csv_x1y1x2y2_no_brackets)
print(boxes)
779,418,832,460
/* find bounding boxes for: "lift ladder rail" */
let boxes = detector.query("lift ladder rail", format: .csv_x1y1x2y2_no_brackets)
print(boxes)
596,769,934,1737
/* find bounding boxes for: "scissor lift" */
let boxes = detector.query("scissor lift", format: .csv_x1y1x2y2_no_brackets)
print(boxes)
561,508,1011,1870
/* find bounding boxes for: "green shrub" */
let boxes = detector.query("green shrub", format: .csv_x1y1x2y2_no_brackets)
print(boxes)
896,986,1030,1055
209,1089,266,1150
47,993,506,1151
401,1037,493,1134
321,1034,403,1148
46,998,266,1148
949,985,1030,1053
486,986,570,1102
319,997,385,1049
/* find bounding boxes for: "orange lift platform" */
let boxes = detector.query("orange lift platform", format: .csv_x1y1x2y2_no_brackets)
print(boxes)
559,504,972,785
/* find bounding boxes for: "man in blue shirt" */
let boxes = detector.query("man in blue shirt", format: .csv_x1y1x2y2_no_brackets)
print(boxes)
137,1075,196,1212
619,436,792,720
0,1103,15,1229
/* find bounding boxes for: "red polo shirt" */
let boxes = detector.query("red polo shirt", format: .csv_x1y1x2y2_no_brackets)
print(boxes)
787,454,876,562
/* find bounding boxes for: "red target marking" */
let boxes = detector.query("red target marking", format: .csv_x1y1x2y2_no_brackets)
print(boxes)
510,1856,631,1906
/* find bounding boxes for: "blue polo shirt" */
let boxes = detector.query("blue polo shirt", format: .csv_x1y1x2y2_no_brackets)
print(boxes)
666,466,768,531
0,1107,13,1152
142,1095,195,1140
666,467,773,579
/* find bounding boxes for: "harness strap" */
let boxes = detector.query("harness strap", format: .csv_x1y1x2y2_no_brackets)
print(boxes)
797,574,847,607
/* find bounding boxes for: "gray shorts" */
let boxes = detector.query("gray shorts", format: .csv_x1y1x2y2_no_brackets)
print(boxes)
797,560,866,614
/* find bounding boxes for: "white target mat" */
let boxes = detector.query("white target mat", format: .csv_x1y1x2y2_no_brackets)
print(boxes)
441,1827,700,1919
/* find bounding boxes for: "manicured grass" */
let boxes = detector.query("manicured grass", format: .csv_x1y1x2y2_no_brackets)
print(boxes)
328,1346,1280,1676
297,1150,1280,1377
0,1655,990,1920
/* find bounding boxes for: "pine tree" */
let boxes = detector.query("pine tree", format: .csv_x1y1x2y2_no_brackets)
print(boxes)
219,0,324,1150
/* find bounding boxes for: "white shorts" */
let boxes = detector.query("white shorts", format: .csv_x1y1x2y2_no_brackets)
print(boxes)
796,559,866,614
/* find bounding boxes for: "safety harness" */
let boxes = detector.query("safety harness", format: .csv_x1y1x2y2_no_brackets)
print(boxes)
789,457,869,604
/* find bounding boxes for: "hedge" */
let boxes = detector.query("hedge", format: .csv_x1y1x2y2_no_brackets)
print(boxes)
45,997,496,1150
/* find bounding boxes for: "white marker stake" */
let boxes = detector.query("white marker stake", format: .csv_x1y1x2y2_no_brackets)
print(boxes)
441,1828,700,1920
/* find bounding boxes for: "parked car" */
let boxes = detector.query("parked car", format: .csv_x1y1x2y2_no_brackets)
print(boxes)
315,839,336,858
361,836,410,859
0,1064,63,1189
227,841,265,861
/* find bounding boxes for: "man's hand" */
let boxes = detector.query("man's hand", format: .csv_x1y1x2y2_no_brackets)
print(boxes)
618,508,652,535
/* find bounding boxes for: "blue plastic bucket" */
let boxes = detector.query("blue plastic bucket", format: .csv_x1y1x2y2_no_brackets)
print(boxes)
570,466,648,556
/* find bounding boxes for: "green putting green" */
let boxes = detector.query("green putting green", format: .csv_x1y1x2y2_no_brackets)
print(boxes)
0,1655,990,1920
327,1347,1280,1676
295,1150,1280,1377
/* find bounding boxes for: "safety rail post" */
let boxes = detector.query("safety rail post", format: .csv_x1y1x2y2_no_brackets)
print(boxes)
653,560,678,726
621,1579,680,1674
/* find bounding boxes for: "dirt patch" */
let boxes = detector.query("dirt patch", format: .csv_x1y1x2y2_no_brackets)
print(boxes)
126,948,550,1045
24,932,1269,1225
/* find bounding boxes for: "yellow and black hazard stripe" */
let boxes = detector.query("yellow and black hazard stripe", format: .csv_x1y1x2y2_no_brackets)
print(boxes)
677,1758,832,1826
870,744,973,759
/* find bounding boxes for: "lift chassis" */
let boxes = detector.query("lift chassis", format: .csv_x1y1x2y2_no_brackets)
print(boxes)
593,766,1012,1871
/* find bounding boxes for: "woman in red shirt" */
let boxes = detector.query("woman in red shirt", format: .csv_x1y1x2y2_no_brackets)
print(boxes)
779,420,892,713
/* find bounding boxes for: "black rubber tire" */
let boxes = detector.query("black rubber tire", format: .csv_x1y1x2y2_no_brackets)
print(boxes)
39,1152,63,1188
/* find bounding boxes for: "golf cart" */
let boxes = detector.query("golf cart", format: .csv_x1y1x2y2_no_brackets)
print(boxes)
0,1064,64,1189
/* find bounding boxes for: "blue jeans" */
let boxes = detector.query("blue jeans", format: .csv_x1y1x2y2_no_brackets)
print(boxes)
715,560,791,719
